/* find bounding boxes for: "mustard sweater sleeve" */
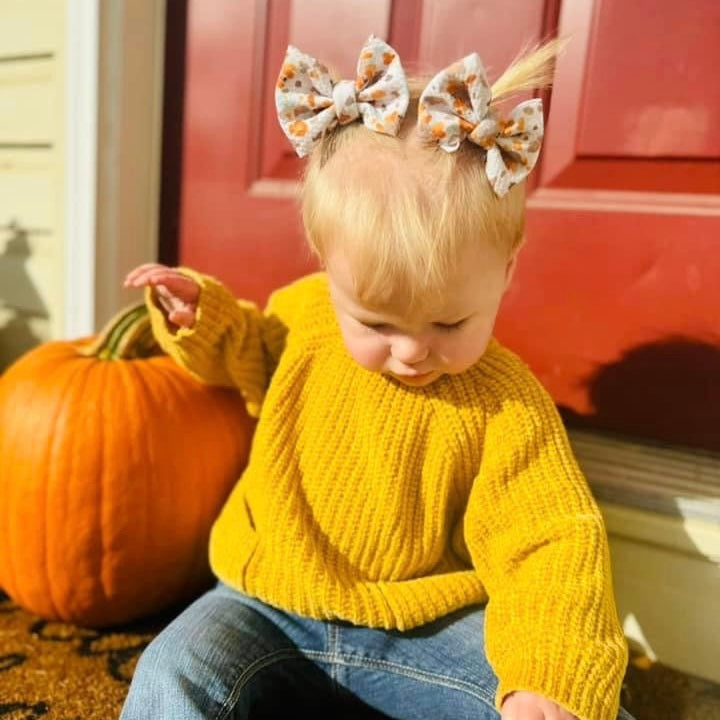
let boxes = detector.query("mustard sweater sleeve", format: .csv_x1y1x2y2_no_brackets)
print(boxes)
466,365,628,720
145,268,292,418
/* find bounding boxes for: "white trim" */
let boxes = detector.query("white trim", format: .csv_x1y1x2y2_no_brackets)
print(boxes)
601,502,720,683
572,430,720,683
63,0,165,337
64,0,100,337
601,502,720,565
569,429,720,524
94,0,165,328
528,187,720,217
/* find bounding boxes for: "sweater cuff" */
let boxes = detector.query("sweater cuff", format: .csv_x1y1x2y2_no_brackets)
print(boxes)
494,637,627,720
145,268,246,378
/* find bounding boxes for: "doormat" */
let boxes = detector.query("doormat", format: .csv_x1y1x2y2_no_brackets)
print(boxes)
1,590,719,719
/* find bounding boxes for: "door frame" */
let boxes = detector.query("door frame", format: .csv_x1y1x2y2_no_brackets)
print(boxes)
63,0,166,336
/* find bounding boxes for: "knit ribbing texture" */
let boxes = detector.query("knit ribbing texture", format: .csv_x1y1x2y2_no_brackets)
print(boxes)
147,271,628,720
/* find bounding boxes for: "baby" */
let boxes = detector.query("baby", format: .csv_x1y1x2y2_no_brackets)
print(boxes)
120,36,634,720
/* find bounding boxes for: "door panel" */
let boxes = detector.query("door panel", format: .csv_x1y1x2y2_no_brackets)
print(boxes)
492,0,720,450
180,0,720,451
180,0,555,304
576,0,720,159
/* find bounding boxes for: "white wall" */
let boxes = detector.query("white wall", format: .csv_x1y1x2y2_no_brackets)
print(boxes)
0,0,68,368
0,0,165,371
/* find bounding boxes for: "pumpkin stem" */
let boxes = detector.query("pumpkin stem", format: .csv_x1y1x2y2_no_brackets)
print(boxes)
77,303,161,360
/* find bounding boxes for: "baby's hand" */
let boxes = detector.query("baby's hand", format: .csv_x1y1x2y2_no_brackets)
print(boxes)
501,691,578,720
124,263,200,329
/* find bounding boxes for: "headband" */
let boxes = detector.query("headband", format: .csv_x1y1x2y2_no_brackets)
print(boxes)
275,40,544,195
275,35,409,158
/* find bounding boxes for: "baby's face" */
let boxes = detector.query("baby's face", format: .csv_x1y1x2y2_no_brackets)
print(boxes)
327,241,518,387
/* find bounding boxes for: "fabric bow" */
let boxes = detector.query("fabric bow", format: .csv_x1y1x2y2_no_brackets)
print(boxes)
275,36,409,158
418,53,544,196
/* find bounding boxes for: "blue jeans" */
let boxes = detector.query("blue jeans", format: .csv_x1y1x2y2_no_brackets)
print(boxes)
120,582,635,719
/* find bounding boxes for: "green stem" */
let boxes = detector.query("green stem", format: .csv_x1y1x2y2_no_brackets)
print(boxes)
77,303,160,360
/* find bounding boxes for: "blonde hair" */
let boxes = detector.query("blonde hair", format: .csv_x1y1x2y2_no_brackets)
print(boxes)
301,39,563,312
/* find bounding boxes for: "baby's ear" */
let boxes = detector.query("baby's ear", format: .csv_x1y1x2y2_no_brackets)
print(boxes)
504,243,523,288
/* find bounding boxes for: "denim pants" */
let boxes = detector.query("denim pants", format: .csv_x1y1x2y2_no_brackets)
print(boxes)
120,582,635,720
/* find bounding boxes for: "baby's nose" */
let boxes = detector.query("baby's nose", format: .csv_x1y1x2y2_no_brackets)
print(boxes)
391,336,429,364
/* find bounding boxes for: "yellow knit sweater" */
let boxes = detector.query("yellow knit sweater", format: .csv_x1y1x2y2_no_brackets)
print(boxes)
147,270,628,720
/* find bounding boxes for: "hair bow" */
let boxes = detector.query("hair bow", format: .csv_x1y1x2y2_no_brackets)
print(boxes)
418,53,544,196
275,36,409,158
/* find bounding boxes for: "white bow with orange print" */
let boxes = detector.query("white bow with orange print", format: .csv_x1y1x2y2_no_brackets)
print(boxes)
418,53,544,197
275,36,409,158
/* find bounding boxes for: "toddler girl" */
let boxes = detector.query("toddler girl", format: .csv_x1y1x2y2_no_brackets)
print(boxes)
120,36,635,720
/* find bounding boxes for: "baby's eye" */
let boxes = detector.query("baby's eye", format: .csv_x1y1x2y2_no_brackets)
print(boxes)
360,320,389,331
433,319,467,331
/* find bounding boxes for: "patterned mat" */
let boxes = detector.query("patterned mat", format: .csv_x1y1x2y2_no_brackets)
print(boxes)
0,590,163,719
1,590,719,720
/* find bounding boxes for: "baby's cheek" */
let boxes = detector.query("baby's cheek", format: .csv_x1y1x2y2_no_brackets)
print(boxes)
443,333,492,374
344,335,388,372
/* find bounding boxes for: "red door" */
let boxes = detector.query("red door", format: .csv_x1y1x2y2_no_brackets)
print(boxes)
178,0,720,452
496,0,720,451
178,0,557,299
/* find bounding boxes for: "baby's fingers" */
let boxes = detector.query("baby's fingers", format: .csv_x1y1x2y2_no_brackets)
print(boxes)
125,268,199,305
149,271,199,304
501,710,545,720
123,263,169,287
124,265,175,290
167,307,196,329
124,264,187,291
501,691,577,720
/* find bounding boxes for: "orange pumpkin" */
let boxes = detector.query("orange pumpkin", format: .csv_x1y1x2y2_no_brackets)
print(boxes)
0,304,255,627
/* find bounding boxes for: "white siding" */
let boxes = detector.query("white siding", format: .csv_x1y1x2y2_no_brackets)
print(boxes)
0,0,67,369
